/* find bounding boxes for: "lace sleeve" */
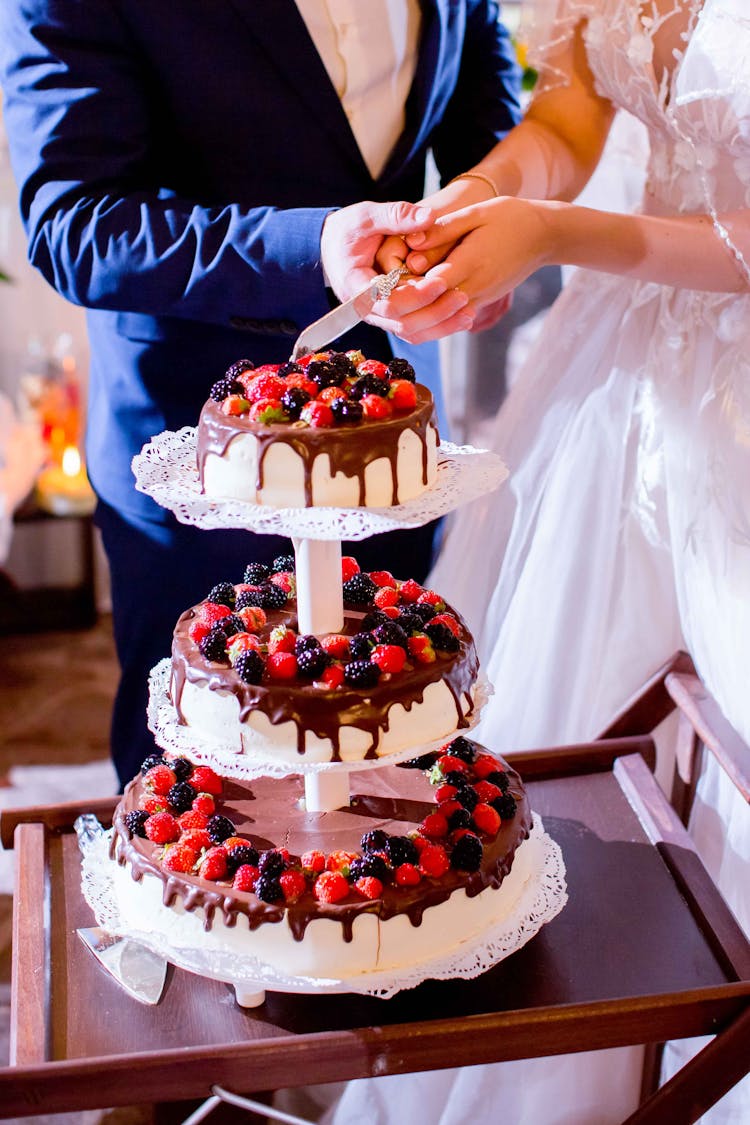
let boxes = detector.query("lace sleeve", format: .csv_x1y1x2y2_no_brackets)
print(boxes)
518,0,596,94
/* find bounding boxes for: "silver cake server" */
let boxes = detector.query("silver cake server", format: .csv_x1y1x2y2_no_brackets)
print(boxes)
291,265,407,360
77,926,168,1005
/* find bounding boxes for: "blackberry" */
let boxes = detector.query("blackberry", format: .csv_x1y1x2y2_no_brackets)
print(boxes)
255,875,283,903
237,583,287,610
361,829,388,853
411,602,437,625
226,844,260,875
396,609,427,635
206,581,236,608
209,377,244,402
169,756,194,782
387,357,416,382
384,835,418,867
342,572,377,605
349,854,390,882
280,387,311,419
348,632,375,661
124,810,149,838
360,609,391,632
425,621,460,653
277,361,304,377
372,622,410,651
234,649,265,684
271,554,295,574
444,770,470,789
491,793,518,820
450,833,483,872
258,849,286,877
327,352,357,379
167,781,197,814
306,359,343,390
199,625,229,663
140,753,166,775
294,634,320,655
218,613,245,638
486,770,510,793
344,659,380,688
330,397,363,425
207,814,236,844
448,808,472,831
455,786,479,813
400,752,438,770
348,373,389,400
243,562,270,584
297,646,329,679
225,358,254,381
445,737,477,764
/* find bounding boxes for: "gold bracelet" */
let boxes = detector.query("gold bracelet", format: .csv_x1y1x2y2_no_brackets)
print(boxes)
447,171,499,198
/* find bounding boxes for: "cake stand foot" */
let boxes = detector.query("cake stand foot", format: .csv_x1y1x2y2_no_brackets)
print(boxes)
304,769,351,812
232,982,266,1008
293,537,344,634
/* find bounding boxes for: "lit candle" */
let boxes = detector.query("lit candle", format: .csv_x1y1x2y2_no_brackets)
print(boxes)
35,444,96,516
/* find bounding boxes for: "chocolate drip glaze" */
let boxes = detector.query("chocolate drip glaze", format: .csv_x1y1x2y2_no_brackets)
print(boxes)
170,597,479,761
112,764,532,943
196,384,438,507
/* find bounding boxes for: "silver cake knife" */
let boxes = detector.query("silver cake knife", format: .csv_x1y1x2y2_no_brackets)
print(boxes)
291,265,407,360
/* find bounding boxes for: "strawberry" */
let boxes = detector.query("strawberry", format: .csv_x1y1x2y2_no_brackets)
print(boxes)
269,571,295,595
232,864,259,892
361,394,393,420
199,846,228,881
435,783,458,804
284,371,317,396
248,397,286,424
243,372,286,403
370,643,406,674
268,625,297,655
398,578,423,603
144,764,177,796
236,605,267,632
341,556,360,582
279,869,308,903
374,586,399,609
408,633,436,664
355,876,384,900
227,632,262,663
409,833,430,854
188,620,211,645
223,836,251,851
177,809,209,831
317,385,347,404
189,765,223,796
140,794,168,815
321,633,350,660
437,754,470,776
192,792,216,816
196,602,232,627
220,394,250,415
473,780,503,804
326,850,358,875
472,803,501,836
267,651,298,680
345,349,366,367
379,604,400,619
301,849,326,874
300,400,333,427
317,663,344,689
473,754,504,780
438,799,462,818
314,870,350,903
419,811,449,839
144,811,180,845
394,863,421,887
428,612,461,637
418,842,450,878
243,363,281,381
388,379,417,410
369,570,396,588
417,590,446,612
179,828,212,852
163,842,199,873
358,358,389,380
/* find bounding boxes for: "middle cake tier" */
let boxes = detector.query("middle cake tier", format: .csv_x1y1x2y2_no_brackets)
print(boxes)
170,558,480,765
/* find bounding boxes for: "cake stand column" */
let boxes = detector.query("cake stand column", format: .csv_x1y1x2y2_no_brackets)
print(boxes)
293,537,343,634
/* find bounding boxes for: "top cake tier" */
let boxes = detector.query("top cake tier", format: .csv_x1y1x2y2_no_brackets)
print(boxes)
197,350,439,507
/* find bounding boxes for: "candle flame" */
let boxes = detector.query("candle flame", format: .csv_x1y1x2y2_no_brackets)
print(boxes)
61,445,82,477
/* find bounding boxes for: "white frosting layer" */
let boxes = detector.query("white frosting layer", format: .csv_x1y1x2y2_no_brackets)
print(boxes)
202,424,439,507
172,673,477,764
112,831,538,982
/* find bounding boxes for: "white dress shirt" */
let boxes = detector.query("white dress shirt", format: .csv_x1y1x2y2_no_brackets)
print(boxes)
295,0,421,179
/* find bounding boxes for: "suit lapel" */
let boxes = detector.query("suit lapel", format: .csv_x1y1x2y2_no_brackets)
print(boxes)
226,0,369,175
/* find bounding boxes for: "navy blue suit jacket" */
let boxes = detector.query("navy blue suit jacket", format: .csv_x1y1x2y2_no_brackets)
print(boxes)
0,1,520,522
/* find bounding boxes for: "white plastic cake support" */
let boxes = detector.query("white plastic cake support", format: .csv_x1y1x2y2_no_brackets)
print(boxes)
304,769,351,812
293,537,343,635
232,983,266,1008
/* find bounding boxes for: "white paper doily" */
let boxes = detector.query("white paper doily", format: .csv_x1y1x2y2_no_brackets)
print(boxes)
148,657,493,778
132,428,508,539
79,814,567,1000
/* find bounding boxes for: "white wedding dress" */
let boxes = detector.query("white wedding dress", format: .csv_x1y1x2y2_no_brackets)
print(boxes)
315,1,750,1122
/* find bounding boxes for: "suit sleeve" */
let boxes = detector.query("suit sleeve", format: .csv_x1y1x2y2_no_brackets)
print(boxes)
0,0,332,329
430,0,523,183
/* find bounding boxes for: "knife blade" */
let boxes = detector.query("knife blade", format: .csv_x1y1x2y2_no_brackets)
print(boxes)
77,926,168,1005
291,265,407,360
